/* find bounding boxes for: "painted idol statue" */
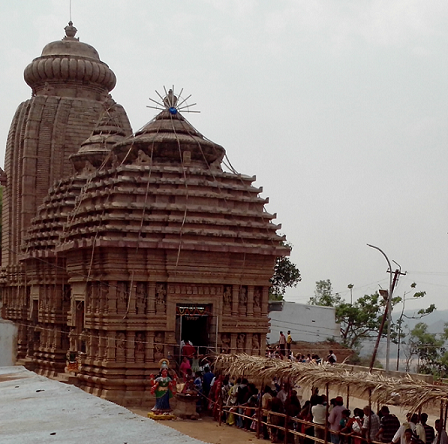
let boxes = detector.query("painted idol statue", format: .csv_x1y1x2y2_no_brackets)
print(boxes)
149,359,177,414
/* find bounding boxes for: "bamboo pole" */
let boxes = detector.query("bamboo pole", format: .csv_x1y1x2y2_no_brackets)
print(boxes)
368,388,372,444
325,383,329,444
257,379,264,439
218,379,223,426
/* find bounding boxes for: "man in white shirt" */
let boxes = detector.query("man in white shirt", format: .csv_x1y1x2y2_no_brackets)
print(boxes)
312,396,327,441
277,383,288,405
392,413,417,444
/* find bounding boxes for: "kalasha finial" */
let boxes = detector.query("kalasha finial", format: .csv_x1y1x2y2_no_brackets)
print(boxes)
163,89,178,114
64,21,78,40
147,86,200,115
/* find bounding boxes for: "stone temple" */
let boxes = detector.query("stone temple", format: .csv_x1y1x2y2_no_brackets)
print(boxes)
1,23,289,405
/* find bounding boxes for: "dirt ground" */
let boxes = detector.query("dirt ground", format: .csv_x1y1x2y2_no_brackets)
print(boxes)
130,409,260,444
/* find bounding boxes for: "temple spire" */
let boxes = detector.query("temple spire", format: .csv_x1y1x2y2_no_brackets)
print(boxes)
64,21,78,40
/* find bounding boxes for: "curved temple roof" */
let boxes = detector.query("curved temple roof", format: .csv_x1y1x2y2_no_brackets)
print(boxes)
24,22,116,95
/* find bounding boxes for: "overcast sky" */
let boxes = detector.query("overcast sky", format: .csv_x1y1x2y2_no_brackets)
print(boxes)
1,1,448,315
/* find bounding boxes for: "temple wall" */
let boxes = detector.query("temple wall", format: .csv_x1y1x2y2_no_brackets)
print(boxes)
0,319,18,366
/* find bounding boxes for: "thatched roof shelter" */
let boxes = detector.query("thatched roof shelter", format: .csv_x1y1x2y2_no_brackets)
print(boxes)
214,354,448,412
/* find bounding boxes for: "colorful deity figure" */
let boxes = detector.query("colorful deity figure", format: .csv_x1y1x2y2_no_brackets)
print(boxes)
149,358,177,414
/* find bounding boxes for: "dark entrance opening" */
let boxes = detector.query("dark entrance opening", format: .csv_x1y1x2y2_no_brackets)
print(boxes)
176,305,212,359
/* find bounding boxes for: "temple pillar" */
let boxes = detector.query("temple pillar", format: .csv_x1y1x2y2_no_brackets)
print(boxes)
262,286,269,317
247,286,254,317
128,282,136,315
108,281,117,314
106,331,116,361
147,331,154,362
230,333,237,354
126,330,134,363
231,285,239,316
116,331,126,362
246,332,252,354
98,331,106,359
148,283,156,315
53,327,60,350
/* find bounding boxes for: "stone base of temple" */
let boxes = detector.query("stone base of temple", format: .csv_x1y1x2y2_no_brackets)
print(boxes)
16,357,37,372
75,371,157,407
33,357,66,378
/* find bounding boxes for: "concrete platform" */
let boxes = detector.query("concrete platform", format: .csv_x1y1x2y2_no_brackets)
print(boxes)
0,366,206,444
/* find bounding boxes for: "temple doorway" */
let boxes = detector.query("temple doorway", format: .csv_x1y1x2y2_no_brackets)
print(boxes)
176,305,212,358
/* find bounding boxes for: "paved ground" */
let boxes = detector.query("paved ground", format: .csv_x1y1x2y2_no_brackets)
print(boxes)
0,366,206,444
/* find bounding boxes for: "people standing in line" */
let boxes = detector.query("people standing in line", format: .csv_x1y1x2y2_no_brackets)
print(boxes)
202,365,214,411
269,396,285,443
279,331,286,357
182,340,196,364
377,406,400,443
298,400,314,444
328,396,346,444
276,382,289,405
284,390,301,443
179,356,191,379
350,408,365,444
236,377,250,429
339,410,352,444
310,387,320,406
420,413,435,444
226,377,240,426
392,413,418,444
311,395,327,441
341,408,362,443
286,331,292,354
362,405,380,442
415,416,427,443
403,429,415,444
433,419,448,444
261,386,274,440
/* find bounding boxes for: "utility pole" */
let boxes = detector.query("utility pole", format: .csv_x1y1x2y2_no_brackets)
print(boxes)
367,245,406,372
387,262,406,371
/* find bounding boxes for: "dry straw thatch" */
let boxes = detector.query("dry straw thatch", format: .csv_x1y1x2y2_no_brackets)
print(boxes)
214,354,448,412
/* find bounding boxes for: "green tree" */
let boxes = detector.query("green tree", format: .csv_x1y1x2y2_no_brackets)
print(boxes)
309,279,433,351
392,283,436,369
406,322,448,376
269,243,301,301
336,293,389,349
308,279,341,307
309,280,383,349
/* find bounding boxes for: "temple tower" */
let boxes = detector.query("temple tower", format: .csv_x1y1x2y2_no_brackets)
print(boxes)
1,23,131,359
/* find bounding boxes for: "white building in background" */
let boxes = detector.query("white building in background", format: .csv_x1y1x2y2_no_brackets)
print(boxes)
268,301,340,344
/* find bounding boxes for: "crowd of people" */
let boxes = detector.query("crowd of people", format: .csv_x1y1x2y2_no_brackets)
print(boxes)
175,339,445,444
177,361,446,444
